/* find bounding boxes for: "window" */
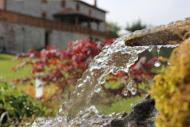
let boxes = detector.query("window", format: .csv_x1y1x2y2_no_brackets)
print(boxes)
76,3,80,11
41,12,47,19
89,9,92,16
61,0,66,8
42,0,48,4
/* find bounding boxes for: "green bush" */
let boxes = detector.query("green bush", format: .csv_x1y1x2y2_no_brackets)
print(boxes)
150,39,190,127
0,83,48,126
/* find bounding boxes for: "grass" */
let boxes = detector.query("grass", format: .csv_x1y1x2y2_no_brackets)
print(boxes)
0,54,60,116
97,96,141,114
0,53,143,115
0,54,31,81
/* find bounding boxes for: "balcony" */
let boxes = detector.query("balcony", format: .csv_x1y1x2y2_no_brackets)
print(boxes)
0,9,108,38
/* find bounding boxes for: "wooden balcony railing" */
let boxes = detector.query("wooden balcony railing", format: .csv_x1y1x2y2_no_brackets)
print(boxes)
0,9,108,38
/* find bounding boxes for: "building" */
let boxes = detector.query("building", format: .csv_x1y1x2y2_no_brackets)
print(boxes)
0,0,107,53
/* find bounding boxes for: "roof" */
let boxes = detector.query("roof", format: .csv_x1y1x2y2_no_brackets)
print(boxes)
77,0,107,13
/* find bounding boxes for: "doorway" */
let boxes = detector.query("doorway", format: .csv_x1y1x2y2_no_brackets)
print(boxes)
45,30,51,48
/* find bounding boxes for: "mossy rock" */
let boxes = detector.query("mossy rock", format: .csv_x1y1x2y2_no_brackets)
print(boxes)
150,39,190,127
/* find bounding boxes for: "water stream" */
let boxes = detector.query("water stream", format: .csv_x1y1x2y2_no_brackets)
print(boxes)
32,34,176,127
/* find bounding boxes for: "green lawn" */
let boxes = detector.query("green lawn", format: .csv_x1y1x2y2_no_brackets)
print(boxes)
97,96,141,114
0,54,31,81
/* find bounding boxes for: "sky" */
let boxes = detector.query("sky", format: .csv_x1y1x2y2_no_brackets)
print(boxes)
83,0,190,28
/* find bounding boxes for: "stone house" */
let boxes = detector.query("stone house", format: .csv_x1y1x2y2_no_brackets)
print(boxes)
0,0,107,53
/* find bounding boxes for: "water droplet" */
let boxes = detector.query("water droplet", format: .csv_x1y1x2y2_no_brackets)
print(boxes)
154,61,161,67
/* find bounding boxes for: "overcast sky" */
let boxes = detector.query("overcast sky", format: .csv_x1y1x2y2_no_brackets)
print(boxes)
83,0,190,28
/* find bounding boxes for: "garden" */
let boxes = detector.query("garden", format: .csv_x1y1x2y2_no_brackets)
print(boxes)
0,39,123,126
1,27,190,127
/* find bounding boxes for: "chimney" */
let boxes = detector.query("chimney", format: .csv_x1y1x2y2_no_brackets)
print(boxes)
0,0,6,10
94,0,97,7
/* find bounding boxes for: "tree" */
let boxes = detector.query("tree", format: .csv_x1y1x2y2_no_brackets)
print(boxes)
126,20,147,32
106,22,121,38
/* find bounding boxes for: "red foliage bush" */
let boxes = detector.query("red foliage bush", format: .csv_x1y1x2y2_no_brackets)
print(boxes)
15,38,162,98
14,39,114,91
103,56,162,97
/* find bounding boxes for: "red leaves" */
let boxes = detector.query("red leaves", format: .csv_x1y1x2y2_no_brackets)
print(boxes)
60,39,101,70
15,39,114,90
106,71,128,82
115,71,127,77
129,57,159,82
144,57,159,68
103,56,160,96
103,38,115,46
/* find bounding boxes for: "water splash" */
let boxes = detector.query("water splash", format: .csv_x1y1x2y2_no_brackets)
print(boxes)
30,17,190,126
62,34,176,121
31,34,176,126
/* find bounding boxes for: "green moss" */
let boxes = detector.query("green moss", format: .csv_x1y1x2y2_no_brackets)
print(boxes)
150,39,190,127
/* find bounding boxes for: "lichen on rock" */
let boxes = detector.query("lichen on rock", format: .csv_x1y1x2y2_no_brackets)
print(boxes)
150,39,190,127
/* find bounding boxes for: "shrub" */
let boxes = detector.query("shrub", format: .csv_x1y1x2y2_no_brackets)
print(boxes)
15,39,112,87
150,39,190,127
0,83,48,126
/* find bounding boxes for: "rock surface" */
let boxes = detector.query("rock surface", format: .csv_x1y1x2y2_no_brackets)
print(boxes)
125,18,190,46
111,96,156,127
31,96,155,127
68,106,124,127
68,96,156,127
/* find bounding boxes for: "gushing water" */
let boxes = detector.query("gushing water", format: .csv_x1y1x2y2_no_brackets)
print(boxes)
62,34,176,119
31,34,176,127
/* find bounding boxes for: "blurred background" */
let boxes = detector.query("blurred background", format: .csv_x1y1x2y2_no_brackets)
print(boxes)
83,0,190,26
0,0,189,126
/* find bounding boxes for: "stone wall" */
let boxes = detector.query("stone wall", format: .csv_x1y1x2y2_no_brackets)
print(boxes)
0,21,45,54
49,31,89,49
6,0,106,32
0,21,104,53
6,0,62,19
